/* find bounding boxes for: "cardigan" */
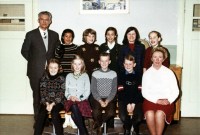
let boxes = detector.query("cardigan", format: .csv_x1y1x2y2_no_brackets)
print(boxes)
118,43,145,74
65,72,90,101
77,43,99,79
55,44,78,74
91,68,117,102
118,71,142,105
99,42,120,75
142,65,179,104
143,46,169,70
40,74,66,105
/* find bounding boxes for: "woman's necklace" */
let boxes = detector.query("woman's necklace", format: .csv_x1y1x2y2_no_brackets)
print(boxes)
73,72,82,80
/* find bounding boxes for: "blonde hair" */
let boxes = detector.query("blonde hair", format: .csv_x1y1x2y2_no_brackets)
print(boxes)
124,54,135,63
151,47,168,60
71,55,86,73
46,59,63,74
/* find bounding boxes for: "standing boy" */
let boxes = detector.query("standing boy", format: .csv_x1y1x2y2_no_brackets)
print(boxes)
91,52,117,135
118,54,143,135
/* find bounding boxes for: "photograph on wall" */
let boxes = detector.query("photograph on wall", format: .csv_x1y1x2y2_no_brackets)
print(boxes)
80,0,129,14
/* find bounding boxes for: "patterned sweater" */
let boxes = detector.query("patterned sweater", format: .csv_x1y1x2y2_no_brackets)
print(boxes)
91,68,117,102
40,74,66,105
55,44,78,74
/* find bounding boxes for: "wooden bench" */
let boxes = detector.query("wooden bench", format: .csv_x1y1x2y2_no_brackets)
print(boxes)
45,109,133,135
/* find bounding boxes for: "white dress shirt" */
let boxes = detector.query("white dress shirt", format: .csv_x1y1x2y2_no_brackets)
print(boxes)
142,65,179,104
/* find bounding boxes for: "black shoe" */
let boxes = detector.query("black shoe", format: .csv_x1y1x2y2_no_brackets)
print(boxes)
124,129,130,135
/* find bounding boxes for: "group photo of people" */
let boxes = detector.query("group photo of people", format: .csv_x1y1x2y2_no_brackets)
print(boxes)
21,11,180,135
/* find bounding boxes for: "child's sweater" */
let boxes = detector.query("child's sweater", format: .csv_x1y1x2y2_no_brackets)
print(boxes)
91,68,117,102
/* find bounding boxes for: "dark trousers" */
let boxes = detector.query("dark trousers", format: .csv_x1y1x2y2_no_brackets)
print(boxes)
92,98,116,127
70,104,88,135
29,77,41,121
118,101,143,132
34,103,64,135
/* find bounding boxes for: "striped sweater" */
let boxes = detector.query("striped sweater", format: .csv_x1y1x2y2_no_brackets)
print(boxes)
55,44,78,74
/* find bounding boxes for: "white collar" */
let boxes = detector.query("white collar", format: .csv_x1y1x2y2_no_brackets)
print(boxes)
107,41,115,49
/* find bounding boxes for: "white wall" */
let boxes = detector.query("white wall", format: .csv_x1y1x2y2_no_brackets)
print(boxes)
39,0,178,45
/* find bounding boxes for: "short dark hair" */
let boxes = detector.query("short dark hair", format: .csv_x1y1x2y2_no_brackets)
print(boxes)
151,47,168,60
122,26,140,44
82,28,96,43
124,54,135,63
46,59,63,74
104,27,118,43
99,52,110,60
38,11,52,21
61,29,75,44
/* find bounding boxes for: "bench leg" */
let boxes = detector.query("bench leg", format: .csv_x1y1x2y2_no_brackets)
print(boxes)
53,124,56,135
103,122,107,135
130,115,133,135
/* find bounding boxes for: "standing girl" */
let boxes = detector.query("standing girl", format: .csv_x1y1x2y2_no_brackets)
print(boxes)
143,31,169,72
64,55,92,135
118,26,145,75
34,59,65,135
99,27,120,75
77,28,99,79
55,29,78,129
55,29,78,76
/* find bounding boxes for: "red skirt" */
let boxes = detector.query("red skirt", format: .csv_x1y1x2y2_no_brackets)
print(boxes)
143,99,174,124
64,99,92,118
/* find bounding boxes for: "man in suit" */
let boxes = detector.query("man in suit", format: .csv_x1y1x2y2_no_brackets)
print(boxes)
21,11,60,125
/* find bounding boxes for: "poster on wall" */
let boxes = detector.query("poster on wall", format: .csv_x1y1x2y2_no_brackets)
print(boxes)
79,0,129,14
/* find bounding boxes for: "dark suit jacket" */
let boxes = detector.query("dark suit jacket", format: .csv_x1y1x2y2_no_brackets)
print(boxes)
21,28,60,78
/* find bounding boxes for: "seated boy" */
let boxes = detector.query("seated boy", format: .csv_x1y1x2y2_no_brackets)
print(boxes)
91,52,117,135
118,54,143,135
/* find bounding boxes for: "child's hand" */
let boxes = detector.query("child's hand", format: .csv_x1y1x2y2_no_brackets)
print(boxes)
69,96,76,102
127,104,131,112
74,97,80,102
127,103,135,113
104,100,109,107
99,100,106,107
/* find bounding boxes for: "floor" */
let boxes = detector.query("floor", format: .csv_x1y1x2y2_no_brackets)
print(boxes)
0,115,199,135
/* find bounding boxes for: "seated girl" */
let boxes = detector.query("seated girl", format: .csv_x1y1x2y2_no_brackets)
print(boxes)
34,59,65,135
64,55,92,135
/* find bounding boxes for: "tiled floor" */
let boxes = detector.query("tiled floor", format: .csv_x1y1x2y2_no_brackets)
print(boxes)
0,115,199,135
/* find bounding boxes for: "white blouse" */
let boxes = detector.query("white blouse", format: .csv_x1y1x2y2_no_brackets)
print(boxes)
142,65,179,104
